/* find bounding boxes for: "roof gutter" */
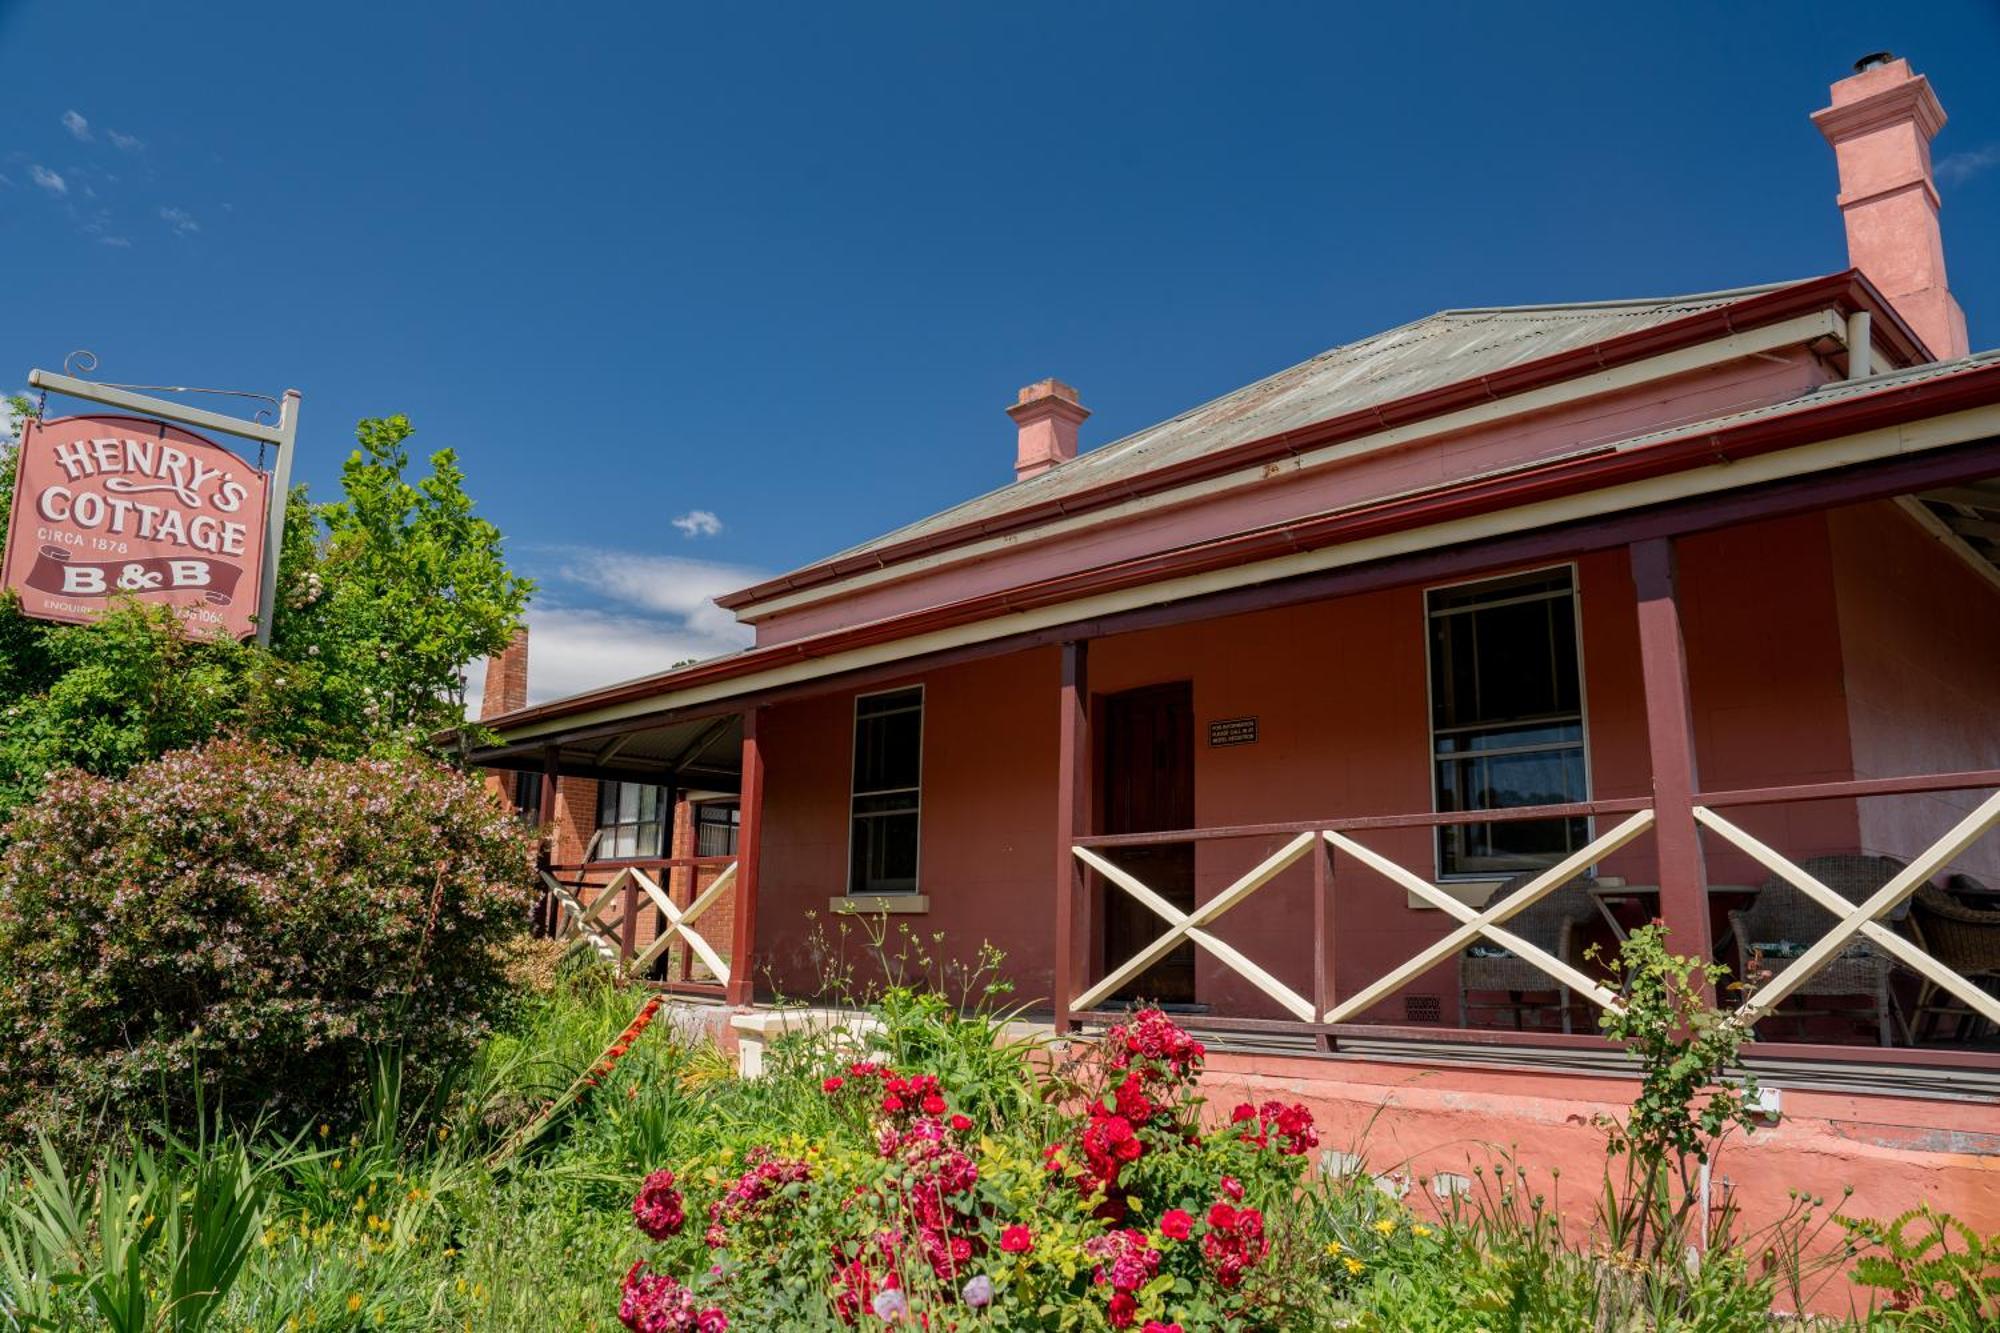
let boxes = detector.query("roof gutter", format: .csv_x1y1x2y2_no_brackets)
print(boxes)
482,355,2000,741
716,271,1926,613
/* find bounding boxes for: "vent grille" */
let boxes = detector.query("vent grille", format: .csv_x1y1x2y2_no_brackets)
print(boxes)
1404,994,1442,1024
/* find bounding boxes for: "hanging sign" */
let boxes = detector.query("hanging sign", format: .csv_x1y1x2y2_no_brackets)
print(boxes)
3,413,271,639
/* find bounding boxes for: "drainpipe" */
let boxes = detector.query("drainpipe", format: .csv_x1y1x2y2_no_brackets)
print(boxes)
1846,310,1874,379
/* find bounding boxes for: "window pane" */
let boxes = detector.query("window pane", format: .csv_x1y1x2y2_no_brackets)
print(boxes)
851,810,919,895
854,709,921,793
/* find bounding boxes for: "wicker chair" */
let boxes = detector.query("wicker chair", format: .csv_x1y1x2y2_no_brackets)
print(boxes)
1729,854,1912,1047
1907,875,2000,1044
1458,873,1598,1033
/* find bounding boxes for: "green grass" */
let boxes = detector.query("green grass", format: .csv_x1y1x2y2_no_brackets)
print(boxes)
0,966,1992,1331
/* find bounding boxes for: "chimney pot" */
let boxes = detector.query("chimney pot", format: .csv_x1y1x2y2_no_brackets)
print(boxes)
1813,54,1968,360
1007,378,1089,481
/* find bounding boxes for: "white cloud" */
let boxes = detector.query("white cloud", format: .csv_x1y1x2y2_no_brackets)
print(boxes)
159,205,198,235
467,605,752,716
60,110,90,142
547,547,760,638
671,508,723,538
98,235,132,248
1938,144,2000,187
28,164,66,196
107,129,143,152
460,546,765,716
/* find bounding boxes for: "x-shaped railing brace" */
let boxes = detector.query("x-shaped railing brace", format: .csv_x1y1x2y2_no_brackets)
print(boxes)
544,870,621,962
1071,832,1320,1020
1320,809,1657,1024
1702,791,2000,1029
624,863,737,985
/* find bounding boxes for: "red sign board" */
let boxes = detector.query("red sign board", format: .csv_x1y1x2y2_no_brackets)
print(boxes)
3,414,271,639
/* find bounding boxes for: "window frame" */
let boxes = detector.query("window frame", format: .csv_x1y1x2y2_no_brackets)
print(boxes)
592,780,671,862
845,684,925,897
691,799,741,859
511,769,545,827
1421,562,1594,882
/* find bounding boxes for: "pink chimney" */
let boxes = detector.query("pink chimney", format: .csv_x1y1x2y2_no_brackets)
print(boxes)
480,626,529,719
1008,378,1089,481
1814,52,1969,361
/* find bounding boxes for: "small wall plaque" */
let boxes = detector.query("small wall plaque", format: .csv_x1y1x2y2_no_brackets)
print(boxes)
1207,716,1259,747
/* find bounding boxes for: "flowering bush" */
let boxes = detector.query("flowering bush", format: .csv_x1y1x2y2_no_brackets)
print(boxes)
0,739,534,1141
614,1007,1319,1330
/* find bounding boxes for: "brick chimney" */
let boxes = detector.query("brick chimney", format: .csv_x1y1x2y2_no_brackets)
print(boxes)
1007,378,1089,481
480,627,529,719
1814,53,1969,361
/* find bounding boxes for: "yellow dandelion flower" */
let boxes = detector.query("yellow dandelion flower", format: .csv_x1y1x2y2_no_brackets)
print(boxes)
1412,1224,1433,1238
1343,1256,1365,1275
1373,1218,1396,1236
346,1294,362,1314
1323,1241,1343,1256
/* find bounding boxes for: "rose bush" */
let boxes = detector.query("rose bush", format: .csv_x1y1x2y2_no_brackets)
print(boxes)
613,1007,1320,1330
0,738,534,1141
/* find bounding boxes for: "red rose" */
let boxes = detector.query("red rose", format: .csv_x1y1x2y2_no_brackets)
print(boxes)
822,1076,845,1093
1159,1208,1194,1241
1220,1175,1244,1201
999,1224,1033,1254
1107,1290,1138,1327
921,1093,948,1116
882,1094,905,1114
950,1113,973,1132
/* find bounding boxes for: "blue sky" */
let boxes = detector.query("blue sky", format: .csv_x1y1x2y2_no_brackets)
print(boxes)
4,2,1998,705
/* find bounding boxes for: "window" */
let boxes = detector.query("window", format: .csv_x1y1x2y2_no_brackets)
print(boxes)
1426,567,1588,878
849,686,923,895
511,770,544,826
693,801,740,858
595,781,669,860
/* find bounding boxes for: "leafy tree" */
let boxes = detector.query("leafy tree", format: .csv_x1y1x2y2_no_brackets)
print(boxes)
267,414,532,755
0,407,532,820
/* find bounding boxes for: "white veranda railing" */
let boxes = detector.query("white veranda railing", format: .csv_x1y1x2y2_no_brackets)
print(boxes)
1696,791,2000,1032
544,860,738,987
1069,809,1657,1025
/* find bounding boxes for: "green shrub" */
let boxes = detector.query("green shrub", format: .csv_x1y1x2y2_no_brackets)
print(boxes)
0,739,534,1142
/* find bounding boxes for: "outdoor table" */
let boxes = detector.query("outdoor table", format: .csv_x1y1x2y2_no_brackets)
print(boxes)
1586,882,1760,962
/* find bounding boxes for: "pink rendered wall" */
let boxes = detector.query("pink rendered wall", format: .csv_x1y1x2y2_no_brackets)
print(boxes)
1677,514,1863,877
1830,500,2000,880
748,512,1868,1020
1198,1050,2000,1316
755,649,1064,1002
751,352,1836,647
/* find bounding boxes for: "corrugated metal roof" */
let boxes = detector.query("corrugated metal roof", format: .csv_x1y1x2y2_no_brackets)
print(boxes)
818,281,1801,564
478,347,2000,737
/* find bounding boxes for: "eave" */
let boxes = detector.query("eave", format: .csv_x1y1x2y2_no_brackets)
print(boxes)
715,271,1928,617
477,352,2000,747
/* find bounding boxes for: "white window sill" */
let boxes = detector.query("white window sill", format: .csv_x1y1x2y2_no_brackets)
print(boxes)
830,894,931,915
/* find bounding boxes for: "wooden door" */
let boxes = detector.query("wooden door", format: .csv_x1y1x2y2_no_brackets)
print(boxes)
1100,681,1196,1005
